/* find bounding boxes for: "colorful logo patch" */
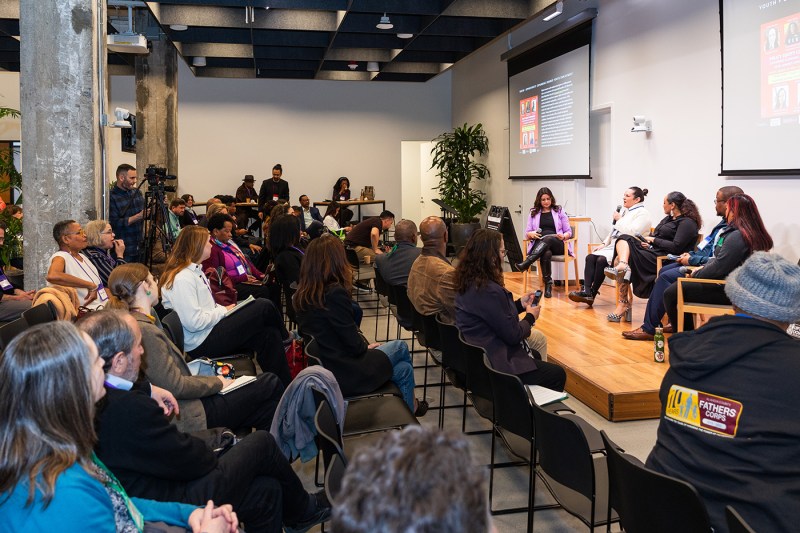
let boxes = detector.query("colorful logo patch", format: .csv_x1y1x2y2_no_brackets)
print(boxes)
665,385,743,438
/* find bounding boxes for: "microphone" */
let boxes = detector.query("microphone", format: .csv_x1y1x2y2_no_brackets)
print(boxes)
612,205,622,225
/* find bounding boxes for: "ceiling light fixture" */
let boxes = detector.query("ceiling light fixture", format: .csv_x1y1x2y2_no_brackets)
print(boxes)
169,24,188,31
397,33,413,39
376,13,393,30
367,61,379,72
542,1,563,22
192,56,206,67
348,61,358,70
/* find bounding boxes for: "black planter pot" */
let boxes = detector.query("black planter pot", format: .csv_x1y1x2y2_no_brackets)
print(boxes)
450,222,481,253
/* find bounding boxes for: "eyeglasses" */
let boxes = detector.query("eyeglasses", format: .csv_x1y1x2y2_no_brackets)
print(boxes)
499,248,508,258
65,229,86,236
100,230,114,235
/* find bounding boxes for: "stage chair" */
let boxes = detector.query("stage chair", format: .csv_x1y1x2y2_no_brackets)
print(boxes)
522,221,580,293
656,233,703,272
601,431,711,533
675,277,734,332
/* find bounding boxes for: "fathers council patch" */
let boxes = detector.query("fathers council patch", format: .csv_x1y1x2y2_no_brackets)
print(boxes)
665,385,743,438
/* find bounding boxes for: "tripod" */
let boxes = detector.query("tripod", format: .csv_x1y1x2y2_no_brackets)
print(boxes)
140,181,174,270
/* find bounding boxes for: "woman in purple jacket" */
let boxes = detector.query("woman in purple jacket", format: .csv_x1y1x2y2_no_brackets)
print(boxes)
515,187,572,298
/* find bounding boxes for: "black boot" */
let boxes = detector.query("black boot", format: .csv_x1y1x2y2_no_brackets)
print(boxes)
544,278,553,298
569,288,595,307
515,240,548,272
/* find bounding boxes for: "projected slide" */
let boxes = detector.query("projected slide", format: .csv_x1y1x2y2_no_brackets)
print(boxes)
722,0,800,173
508,45,590,178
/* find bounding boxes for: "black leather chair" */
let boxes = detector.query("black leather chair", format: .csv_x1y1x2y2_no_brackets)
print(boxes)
161,310,257,376
601,430,711,533
22,301,57,326
0,317,27,349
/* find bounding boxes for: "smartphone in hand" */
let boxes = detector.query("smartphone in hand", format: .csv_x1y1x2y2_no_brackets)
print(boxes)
531,289,543,306
635,233,649,243
666,254,680,260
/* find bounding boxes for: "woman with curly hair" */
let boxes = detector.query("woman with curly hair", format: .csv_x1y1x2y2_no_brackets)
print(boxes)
454,229,566,390
604,191,701,322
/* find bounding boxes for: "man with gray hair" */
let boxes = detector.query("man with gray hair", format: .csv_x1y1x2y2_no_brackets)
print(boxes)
646,252,800,533
81,310,331,533
374,218,421,286
332,426,494,533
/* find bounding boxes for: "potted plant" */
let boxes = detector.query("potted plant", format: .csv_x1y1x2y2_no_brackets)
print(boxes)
0,106,24,283
430,122,489,248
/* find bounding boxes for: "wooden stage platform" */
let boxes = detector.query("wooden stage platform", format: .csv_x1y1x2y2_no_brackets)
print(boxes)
504,272,669,421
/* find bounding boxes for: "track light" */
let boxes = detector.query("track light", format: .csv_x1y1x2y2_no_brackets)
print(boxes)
543,1,563,22
192,56,206,67
376,13,393,30
367,61,379,72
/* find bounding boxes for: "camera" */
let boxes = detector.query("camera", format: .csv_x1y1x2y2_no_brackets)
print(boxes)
144,164,177,192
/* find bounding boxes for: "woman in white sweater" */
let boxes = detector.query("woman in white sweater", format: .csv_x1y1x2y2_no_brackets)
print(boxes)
568,187,652,307
159,225,292,386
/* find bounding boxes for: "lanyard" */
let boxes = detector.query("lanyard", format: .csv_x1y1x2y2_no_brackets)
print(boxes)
290,246,305,256
215,239,251,275
196,266,215,297
70,252,101,285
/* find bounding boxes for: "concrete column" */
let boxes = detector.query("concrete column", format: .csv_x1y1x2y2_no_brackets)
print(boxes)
135,12,178,187
20,0,102,290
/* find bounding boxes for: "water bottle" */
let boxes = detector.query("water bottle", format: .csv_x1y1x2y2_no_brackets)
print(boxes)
653,327,665,363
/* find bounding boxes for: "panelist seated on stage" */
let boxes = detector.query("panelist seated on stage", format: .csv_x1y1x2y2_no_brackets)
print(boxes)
454,229,565,391
344,210,395,264
646,253,800,533
374,219,421,287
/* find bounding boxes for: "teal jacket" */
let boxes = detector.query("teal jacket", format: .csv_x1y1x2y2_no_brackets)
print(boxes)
0,462,196,532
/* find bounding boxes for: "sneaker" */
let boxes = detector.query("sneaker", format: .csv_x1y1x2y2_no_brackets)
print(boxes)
284,491,332,533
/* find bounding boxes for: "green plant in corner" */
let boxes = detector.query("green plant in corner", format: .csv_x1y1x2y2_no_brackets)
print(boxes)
0,107,24,268
0,107,22,200
431,122,489,224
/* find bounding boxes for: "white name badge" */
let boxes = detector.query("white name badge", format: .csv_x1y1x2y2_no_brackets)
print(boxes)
273,194,279,201
97,284,109,302
0,275,12,291
236,264,246,275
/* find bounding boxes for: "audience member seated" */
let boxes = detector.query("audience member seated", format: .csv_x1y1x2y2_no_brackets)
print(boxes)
569,186,652,307
298,195,324,239
159,225,292,387
646,253,800,533
0,221,33,321
107,264,283,434
236,175,259,204
344,210,395,264
269,214,304,323
321,202,351,236
660,194,773,334
81,311,330,533
203,214,275,304
624,191,769,340
332,176,351,202
259,163,290,214
0,321,238,532
83,219,126,287
333,426,491,533
46,219,106,310
455,229,565,391
181,194,200,226
167,198,186,241
604,191,701,322
515,187,573,298
295,235,427,416
198,200,226,227
1,204,24,269
374,219,421,286
407,216,457,324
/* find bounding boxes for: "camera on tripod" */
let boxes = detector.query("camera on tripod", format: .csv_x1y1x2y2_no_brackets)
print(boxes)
144,164,177,193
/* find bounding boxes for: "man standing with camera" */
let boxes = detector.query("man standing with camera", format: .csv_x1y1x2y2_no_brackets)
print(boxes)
109,164,144,263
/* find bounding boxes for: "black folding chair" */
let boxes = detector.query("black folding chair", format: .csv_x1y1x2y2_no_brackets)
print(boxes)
0,317,28,349
314,399,348,504
22,301,58,326
726,506,757,533
601,430,711,533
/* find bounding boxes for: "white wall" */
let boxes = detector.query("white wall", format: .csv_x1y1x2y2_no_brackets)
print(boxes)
111,62,451,217
451,0,800,260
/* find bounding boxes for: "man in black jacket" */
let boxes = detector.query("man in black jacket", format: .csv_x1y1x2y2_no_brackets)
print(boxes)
82,310,329,533
646,253,800,533
258,164,290,214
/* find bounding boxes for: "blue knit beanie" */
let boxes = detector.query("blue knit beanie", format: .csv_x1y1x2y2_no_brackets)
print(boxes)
724,252,800,323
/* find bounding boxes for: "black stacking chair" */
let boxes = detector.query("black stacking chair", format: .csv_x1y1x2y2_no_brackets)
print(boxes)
22,301,58,326
601,430,711,533
372,268,394,342
0,316,27,349
459,333,495,426
161,310,257,376
435,317,473,432
726,506,757,533
531,401,617,532
314,399,348,503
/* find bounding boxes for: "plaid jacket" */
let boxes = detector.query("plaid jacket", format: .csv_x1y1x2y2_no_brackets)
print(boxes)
109,184,144,262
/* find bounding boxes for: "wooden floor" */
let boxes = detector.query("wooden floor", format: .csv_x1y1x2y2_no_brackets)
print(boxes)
504,272,668,421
